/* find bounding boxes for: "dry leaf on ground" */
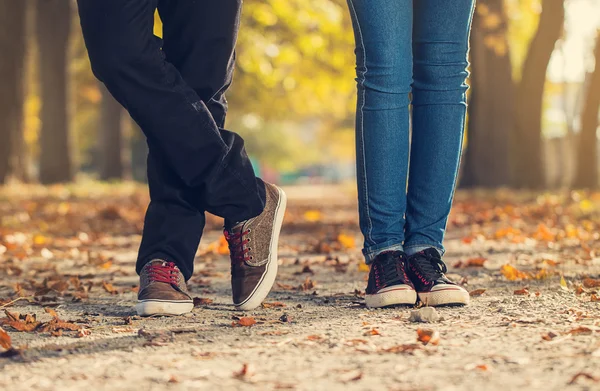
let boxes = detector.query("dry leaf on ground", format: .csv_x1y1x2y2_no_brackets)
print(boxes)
469,289,486,297
0,327,11,350
514,287,530,295
583,278,600,288
193,297,214,306
417,328,440,345
233,317,256,327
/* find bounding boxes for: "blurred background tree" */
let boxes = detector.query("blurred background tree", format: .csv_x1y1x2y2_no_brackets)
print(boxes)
0,0,599,189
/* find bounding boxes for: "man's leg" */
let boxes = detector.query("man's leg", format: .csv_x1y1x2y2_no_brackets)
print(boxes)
77,0,286,313
154,0,287,312
137,0,242,282
77,0,265,223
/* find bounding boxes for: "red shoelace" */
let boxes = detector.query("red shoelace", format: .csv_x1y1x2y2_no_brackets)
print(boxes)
147,262,180,284
224,230,251,263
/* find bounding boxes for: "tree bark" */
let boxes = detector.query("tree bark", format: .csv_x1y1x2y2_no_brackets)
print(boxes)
36,0,73,184
461,0,514,188
574,32,600,188
99,83,124,180
512,0,565,188
0,1,27,184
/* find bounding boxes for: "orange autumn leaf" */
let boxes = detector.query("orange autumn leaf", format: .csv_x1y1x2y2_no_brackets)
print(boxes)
44,307,58,318
591,295,599,302
337,233,355,249
583,278,600,288
363,328,381,336
454,257,486,268
417,328,440,345
193,297,214,306
234,317,256,327
307,335,324,341
102,281,119,295
514,287,530,295
469,289,486,297
0,327,11,350
303,210,322,222
300,277,316,291
568,326,593,335
501,264,530,281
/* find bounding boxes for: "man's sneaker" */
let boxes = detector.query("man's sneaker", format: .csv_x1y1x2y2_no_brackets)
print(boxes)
135,260,193,316
406,248,469,306
365,251,417,308
224,182,287,311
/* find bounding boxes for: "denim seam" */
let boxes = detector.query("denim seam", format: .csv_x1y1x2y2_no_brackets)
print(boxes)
347,0,374,246
404,243,445,255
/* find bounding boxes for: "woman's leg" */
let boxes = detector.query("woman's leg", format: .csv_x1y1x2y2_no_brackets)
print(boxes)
404,0,475,256
347,0,413,263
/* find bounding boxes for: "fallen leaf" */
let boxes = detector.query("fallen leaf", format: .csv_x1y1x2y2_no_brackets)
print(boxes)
454,257,486,268
276,282,295,290
168,376,179,384
44,307,58,318
233,317,256,327
358,263,370,273
112,327,136,333
337,233,355,249
339,370,363,383
303,210,322,222
568,326,593,335
363,328,381,336
560,275,569,291
417,328,440,345
233,363,255,380
0,327,11,350
77,329,91,338
568,372,599,385
300,277,316,291
4,310,19,322
307,335,324,341
50,281,69,293
583,278,600,288
193,297,214,306
541,331,558,341
501,264,530,281
514,287,530,295
102,281,119,295
382,344,422,353
591,294,599,302
469,289,486,297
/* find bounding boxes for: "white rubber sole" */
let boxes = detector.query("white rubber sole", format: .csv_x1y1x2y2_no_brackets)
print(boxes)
365,285,417,308
135,299,194,317
418,285,470,306
235,186,287,311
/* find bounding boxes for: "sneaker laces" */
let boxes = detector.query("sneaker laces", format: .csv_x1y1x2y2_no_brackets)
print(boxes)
374,252,405,287
224,229,251,264
147,262,180,285
412,251,448,281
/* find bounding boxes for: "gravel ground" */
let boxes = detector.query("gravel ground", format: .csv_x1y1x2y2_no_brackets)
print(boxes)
0,186,599,391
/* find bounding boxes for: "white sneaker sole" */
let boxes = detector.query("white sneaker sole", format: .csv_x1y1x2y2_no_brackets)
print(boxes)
365,285,417,308
418,286,470,306
235,186,287,311
135,299,194,317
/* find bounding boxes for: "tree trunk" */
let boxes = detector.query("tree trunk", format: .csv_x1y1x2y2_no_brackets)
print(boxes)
574,32,600,188
461,0,514,188
0,1,27,184
36,0,72,184
99,83,124,180
512,0,565,188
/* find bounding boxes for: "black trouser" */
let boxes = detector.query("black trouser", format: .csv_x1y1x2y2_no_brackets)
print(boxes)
77,0,266,280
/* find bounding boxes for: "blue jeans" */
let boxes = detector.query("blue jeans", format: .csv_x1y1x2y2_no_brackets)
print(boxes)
347,0,475,263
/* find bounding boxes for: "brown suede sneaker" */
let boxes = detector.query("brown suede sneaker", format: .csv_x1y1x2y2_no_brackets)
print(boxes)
135,260,193,316
224,183,287,310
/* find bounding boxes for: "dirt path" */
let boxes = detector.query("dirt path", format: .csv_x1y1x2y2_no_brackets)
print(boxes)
0,185,599,390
